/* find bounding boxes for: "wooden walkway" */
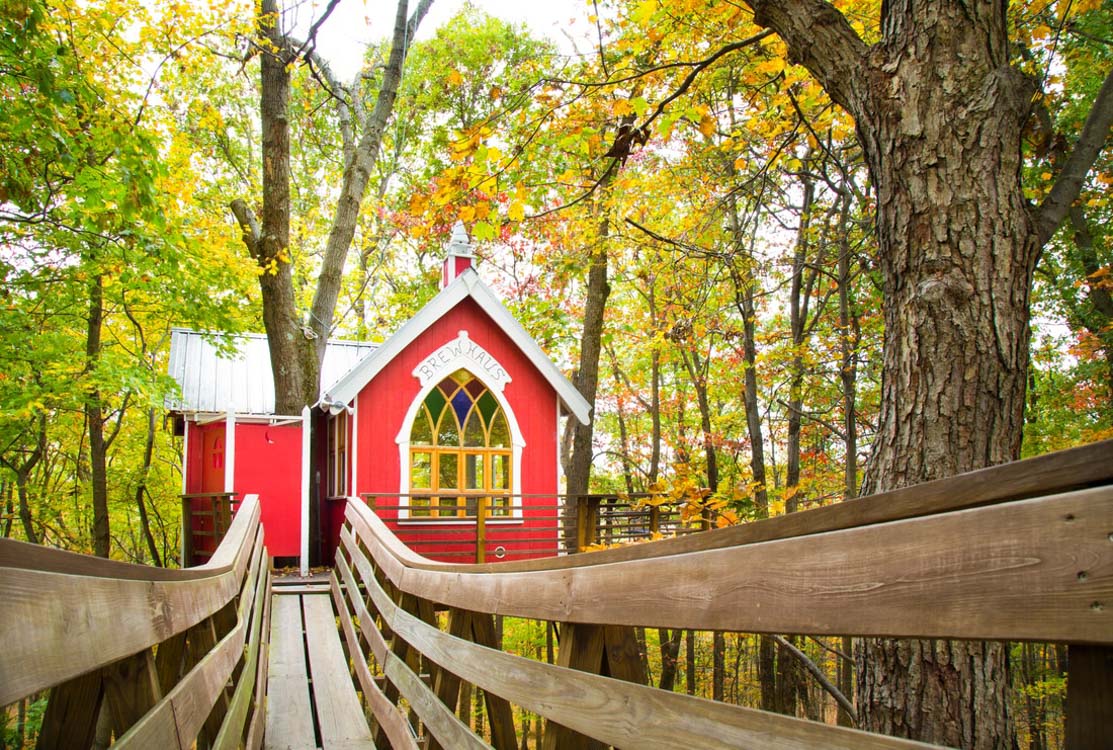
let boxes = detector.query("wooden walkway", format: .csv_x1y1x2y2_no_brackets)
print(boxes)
266,574,374,750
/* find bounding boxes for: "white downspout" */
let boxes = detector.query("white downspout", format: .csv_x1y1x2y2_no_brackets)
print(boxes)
300,405,311,576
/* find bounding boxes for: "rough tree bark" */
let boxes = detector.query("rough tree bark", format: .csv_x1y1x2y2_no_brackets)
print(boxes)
728,1,1113,745
233,0,432,414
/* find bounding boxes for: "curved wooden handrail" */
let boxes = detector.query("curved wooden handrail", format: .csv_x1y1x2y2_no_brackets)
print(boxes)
0,495,262,706
333,443,1113,748
346,483,1113,644
336,527,932,749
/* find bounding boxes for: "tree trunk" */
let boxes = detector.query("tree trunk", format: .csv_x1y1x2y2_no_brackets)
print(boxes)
86,273,110,558
684,629,696,696
255,0,309,416
241,0,431,414
565,236,611,501
134,407,163,567
738,2,1082,744
657,628,682,691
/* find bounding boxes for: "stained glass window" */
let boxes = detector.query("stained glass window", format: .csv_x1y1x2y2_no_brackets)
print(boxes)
408,370,512,518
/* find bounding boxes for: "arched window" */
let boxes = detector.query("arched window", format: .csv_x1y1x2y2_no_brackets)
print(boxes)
409,369,511,518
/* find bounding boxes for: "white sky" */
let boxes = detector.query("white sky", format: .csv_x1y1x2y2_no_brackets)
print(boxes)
289,0,594,80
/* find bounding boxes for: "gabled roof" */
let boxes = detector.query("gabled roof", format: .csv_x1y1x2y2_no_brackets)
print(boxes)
321,268,591,425
167,329,376,416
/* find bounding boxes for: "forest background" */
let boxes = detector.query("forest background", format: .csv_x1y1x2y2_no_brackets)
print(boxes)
1,0,1110,747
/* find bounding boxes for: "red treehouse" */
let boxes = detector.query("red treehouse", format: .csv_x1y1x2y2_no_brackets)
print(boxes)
168,225,590,573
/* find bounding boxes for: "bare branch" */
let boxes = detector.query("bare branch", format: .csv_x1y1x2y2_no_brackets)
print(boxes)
641,30,775,132
1035,66,1113,247
229,198,262,258
771,634,857,725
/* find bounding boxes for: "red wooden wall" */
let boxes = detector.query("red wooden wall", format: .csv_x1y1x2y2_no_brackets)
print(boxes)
329,297,561,563
185,420,302,559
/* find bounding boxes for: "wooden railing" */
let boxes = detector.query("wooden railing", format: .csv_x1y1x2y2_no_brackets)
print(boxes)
181,491,239,567
359,492,692,563
0,494,269,749
331,440,1113,749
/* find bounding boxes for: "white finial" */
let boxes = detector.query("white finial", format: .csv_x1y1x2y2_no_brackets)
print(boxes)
447,221,473,257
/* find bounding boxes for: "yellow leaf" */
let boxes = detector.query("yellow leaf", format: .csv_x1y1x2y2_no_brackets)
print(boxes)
612,99,634,117
508,201,525,222
447,69,463,86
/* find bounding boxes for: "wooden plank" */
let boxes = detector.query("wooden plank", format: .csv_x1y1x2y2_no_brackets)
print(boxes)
154,630,189,694
389,439,1113,574
37,669,103,750
302,593,374,747
335,550,489,750
0,497,262,706
264,595,317,750
245,575,273,750
542,624,605,750
349,487,1113,643
1065,645,1113,749
331,572,420,750
603,626,648,684
213,556,270,750
346,535,933,750
273,584,331,595
113,530,266,749
102,648,163,736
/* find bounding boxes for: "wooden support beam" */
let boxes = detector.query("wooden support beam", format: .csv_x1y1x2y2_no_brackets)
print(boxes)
1066,644,1113,749
467,612,518,750
102,648,163,737
542,624,607,750
38,669,104,750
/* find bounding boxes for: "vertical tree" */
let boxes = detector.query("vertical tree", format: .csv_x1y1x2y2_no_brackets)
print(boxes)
722,1,1113,744
233,0,433,413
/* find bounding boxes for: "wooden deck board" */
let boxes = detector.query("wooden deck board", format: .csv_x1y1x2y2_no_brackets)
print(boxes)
265,595,317,750
302,594,374,749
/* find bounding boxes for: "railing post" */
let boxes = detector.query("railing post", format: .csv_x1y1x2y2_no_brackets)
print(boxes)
181,496,194,567
575,496,600,552
476,495,488,564
1066,644,1113,748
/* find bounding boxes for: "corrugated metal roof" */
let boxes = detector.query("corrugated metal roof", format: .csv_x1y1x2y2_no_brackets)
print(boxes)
166,328,377,416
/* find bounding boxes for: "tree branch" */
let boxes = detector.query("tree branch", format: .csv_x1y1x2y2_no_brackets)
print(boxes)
1035,66,1113,247
229,198,262,259
771,634,857,725
740,0,869,117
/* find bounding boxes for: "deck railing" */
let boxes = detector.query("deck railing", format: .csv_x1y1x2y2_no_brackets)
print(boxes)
331,440,1113,749
0,494,269,749
360,492,693,563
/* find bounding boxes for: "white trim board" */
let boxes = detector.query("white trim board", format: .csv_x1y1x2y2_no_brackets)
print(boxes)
322,268,591,425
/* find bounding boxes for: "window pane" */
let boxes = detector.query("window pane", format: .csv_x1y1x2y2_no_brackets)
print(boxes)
491,495,510,517
425,388,447,427
411,495,430,517
463,407,484,446
491,454,509,490
411,452,431,489
489,411,510,447
436,410,460,446
465,453,484,490
477,391,498,426
439,452,458,490
411,405,433,445
437,495,459,516
450,388,472,426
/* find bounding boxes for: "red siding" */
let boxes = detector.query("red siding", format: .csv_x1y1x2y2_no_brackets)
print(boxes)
233,422,302,557
351,297,560,562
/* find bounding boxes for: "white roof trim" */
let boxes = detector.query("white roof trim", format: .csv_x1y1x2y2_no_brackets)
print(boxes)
322,268,591,425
